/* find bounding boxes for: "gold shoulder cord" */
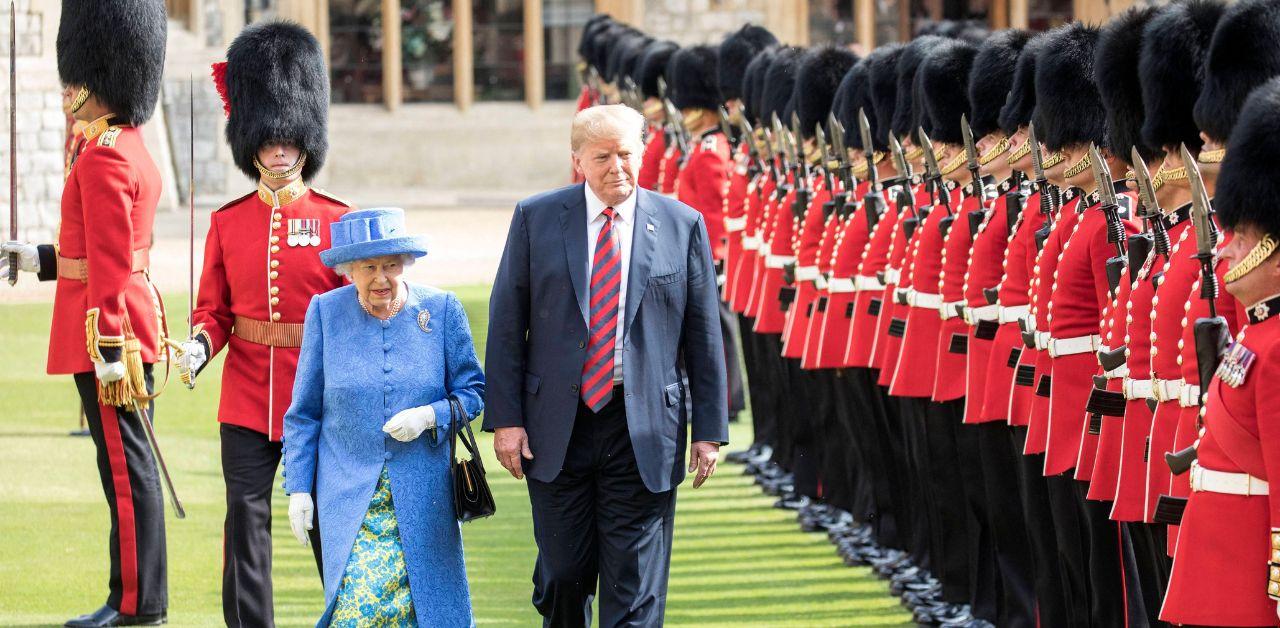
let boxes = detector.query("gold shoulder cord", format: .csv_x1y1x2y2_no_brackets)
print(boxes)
1224,234,1278,284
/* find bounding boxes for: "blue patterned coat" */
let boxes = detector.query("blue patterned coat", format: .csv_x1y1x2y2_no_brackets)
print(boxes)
283,282,485,627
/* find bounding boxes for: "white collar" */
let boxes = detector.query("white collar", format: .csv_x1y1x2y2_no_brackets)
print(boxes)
585,183,637,225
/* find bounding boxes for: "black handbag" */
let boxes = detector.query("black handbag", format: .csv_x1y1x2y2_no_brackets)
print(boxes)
448,397,496,523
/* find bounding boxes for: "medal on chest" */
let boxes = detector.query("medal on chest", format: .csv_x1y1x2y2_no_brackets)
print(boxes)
286,218,322,247
1215,338,1257,388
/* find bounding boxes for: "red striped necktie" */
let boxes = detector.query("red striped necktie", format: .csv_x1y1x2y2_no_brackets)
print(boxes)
582,206,621,412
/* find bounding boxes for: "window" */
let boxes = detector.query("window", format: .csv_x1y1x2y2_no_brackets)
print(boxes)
810,0,857,48
403,0,456,102
330,0,384,103
473,0,525,101
543,0,594,101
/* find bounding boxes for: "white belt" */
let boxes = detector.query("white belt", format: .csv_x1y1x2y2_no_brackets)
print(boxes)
1179,384,1202,407
884,268,901,285
909,291,943,309
814,274,828,290
828,277,856,293
1123,378,1152,400
854,275,884,291
968,304,999,324
725,216,748,232
796,265,820,281
1190,462,1269,496
1034,331,1051,351
1047,334,1101,358
1152,378,1184,403
743,236,761,250
941,300,966,320
764,254,796,269
999,304,1029,324
734,164,749,176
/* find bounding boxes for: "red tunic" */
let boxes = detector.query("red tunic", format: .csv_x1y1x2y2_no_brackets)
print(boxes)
1161,315,1280,626
984,191,1045,425
934,194,983,403
875,186,931,384
1045,194,1136,478
48,118,163,375
658,142,683,196
963,189,1012,421
191,181,350,440
889,193,953,398
638,128,666,191
1085,272,1133,502
845,187,900,368
721,144,751,306
753,175,800,334
802,181,847,369
677,130,731,261
816,182,873,369
782,177,830,359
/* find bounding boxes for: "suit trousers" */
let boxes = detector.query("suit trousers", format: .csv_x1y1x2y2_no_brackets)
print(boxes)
74,368,167,617
220,424,323,628
527,392,678,628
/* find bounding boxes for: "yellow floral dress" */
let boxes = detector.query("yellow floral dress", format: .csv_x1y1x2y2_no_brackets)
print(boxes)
329,467,416,626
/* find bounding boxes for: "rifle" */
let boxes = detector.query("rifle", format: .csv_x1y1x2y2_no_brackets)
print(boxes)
1028,123,1056,251
919,131,955,236
826,116,857,219
787,113,809,221
718,105,739,151
960,114,985,203
814,123,836,202
889,132,922,239
1088,144,1128,296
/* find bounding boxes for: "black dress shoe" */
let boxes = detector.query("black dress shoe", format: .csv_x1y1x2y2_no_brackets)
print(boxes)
66,605,165,627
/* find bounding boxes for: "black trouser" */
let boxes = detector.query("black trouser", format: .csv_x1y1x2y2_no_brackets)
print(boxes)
832,369,878,523
220,424,323,627
899,396,934,573
740,318,776,450
1128,522,1171,628
73,368,167,618
719,301,746,421
805,369,844,506
923,400,974,605
975,422,1036,628
1011,428,1072,628
785,358,820,499
952,417,998,621
527,392,677,628
870,380,909,550
758,334,793,470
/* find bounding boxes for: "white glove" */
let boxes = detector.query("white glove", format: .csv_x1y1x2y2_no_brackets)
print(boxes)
94,361,126,384
382,405,436,443
0,240,39,275
288,493,314,546
176,339,207,386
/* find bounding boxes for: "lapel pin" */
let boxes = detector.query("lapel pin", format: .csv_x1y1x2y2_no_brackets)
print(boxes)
647,223,655,232
418,310,432,333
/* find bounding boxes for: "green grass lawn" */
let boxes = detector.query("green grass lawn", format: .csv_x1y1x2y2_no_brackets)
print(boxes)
0,287,909,627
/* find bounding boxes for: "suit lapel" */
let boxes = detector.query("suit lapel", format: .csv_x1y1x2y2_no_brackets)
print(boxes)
624,190,659,340
560,185,590,323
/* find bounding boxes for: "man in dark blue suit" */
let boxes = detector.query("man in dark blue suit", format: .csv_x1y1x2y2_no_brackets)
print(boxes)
484,104,729,627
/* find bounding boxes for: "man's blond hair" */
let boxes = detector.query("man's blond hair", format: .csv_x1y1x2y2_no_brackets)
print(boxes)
571,104,646,154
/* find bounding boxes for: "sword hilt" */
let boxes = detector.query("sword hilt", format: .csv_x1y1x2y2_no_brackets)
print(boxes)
6,252,15,285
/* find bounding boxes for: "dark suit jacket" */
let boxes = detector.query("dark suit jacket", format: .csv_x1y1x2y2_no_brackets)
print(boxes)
483,183,729,493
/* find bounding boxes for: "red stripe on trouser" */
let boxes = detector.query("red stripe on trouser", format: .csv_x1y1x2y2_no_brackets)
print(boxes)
99,403,140,615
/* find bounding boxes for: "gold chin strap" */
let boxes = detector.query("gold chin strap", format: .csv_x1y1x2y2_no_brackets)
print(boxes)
1151,162,1187,191
643,101,664,118
1041,151,1065,170
682,109,709,130
979,136,1010,166
1063,152,1092,179
69,87,91,114
940,152,967,176
1224,234,1278,284
904,146,925,162
254,152,307,180
1198,148,1226,164
1005,139,1031,165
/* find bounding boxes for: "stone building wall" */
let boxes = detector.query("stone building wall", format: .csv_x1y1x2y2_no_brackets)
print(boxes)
161,78,229,201
642,0,772,45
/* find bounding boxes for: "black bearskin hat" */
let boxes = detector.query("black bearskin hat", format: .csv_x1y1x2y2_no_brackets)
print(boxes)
1140,0,1226,151
762,46,804,124
578,14,613,61
1096,5,1161,165
1033,23,1105,152
616,35,653,90
968,29,1030,139
833,59,872,151
998,31,1048,135
742,46,779,124
893,36,945,142
794,46,859,140
591,25,630,79
718,24,778,102
223,21,329,182
1216,77,1280,235
920,39,978,145
1194,0,1280,143
638,40,679,99
867,44,904,147
606,30,647,85
669,45,722,110
57,0,167,126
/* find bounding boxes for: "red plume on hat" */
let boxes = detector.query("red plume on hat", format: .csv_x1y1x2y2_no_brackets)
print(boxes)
211,61,230,118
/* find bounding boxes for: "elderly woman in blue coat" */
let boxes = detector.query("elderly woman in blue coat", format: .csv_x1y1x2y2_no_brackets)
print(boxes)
282,207,484,627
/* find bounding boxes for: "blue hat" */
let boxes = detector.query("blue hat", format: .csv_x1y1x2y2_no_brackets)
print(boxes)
319,207,429,268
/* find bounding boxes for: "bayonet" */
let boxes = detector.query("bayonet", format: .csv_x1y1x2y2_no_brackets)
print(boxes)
858,108,880,192
1029,123,1057,250
888,131,911,183
919,130,951,216
814,123,834,193
961,114,983,201
1089,144,1127,295
718,105,738,150
1132,147,1171,257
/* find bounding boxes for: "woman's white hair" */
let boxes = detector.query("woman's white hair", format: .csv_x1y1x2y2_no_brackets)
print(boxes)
571,104,646,154
334,254,416,278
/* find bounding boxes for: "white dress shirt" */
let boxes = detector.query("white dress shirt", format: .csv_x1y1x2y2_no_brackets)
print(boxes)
584,184,637,383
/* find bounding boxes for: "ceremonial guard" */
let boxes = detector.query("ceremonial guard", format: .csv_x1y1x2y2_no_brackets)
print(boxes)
1,1,170,625
175,22,348,627
635,39,677,192
1162,76,1280,626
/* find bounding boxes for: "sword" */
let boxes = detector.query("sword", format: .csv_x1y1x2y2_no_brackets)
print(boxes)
131,398,186,519
179,76,196,389
7,1,16,286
